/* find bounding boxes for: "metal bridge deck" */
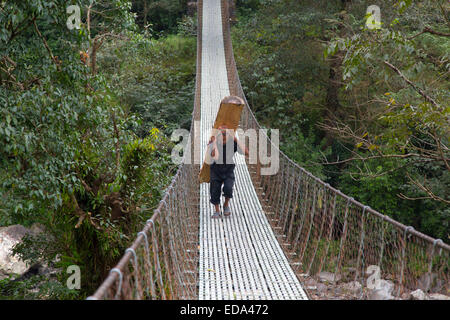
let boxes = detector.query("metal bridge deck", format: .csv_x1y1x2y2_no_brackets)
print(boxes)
198,0,308,300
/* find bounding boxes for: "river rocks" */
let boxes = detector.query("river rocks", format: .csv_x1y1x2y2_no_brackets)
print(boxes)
0,225,30,275
316,283,328,293
303,276,327,294
400,292,411,299
417,273,446,293
368,279,395,300
429,293,450,300
0,270,9,281
318,271,341,283
340,281,362,295
304,277,318,287
410,289,428,300
0,224,45,275
409,290,450,300
417,273,439,292
304,269,449,300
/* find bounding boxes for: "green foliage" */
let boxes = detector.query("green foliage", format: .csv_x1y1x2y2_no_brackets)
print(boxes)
0,274,79,300
97,33,196,136
322,0,449,238
232,0,339,176
232,0,449,240
0,0,183,299
131,0,189,35
281,130,331,179
236,0,262,16
177,14,197,37
120,128,175,208
337,157,449,239
1,0,129,224
339,158,415,220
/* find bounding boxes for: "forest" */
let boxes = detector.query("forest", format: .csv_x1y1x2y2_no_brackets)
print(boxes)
0,0,448,299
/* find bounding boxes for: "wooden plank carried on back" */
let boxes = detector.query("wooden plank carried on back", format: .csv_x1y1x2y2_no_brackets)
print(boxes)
198,95,245,183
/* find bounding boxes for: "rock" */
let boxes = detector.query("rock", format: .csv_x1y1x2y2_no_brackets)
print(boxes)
431,280,445,293
0,224,44,275
318,272,341,283
340,281,362,294
419,274,446,293
400,292,411,300
29,223,45,235
304,278,318,287
417,273,437,292
0,270,9,281
11,263,42,281
370,289,394,300
368,280,395,300
0,224,29,241
410,289,429,300
298,273,309,277
316,283,328,293
416,272,445,292
428,293,450,300
0,225,30,274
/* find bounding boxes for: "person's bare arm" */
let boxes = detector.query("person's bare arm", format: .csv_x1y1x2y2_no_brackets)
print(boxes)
208,135,219,161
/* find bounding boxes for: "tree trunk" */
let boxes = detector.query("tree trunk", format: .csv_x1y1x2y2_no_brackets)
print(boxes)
90,38,98,75
228,0,237,23
321,55,343,150
321,0,349,150
144,0,148,26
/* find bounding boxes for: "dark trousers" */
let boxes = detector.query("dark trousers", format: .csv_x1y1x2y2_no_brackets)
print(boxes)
210,164,235,205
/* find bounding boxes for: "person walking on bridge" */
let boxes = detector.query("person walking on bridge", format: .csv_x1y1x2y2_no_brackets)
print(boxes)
207,125,249,218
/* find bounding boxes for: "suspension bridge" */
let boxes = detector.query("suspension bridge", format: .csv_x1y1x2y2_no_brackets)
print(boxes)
88,0,449,300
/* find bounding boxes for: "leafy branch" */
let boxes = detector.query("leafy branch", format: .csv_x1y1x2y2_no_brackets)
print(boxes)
383,60,440,109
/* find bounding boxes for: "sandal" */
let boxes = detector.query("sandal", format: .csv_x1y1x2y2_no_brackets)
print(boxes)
223,206,231,217
211,211,222,219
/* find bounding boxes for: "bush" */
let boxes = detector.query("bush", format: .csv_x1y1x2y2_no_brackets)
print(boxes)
0,0,186,299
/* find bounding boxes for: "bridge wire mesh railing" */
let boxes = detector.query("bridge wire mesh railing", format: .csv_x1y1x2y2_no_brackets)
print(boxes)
220,0,449,299
87,0,203,300
88,163,199,300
